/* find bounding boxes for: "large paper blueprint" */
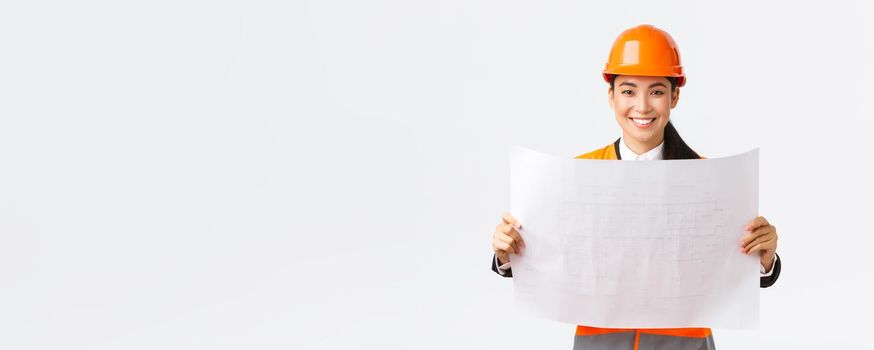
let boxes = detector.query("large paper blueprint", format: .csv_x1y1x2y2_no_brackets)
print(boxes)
509,147,760,329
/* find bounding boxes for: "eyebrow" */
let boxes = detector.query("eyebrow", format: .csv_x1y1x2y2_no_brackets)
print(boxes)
618,81,668,89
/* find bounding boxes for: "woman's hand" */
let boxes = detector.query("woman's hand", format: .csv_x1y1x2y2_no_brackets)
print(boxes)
740,216,778,272
492,212,526,265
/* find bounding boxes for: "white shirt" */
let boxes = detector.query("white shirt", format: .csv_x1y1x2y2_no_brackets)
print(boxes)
618,137,664,161
497,137,777,276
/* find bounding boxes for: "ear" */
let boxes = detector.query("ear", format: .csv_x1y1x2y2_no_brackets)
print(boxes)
608,88,615,110
670,88,680,109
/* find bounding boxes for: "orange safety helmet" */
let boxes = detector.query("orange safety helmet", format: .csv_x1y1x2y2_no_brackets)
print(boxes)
603,24,685,87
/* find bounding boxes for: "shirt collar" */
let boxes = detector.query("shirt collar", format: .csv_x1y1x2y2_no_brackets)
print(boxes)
618,137,664,160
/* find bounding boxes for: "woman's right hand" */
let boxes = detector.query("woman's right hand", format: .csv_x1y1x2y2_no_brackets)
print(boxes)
492,212,526,265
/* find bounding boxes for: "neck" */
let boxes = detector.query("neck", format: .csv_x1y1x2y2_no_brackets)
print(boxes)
622,133,664,155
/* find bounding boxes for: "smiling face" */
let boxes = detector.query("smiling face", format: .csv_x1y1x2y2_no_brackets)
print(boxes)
608,75,680,154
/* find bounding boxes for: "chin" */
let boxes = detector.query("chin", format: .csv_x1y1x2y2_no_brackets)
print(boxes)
627,129,660,143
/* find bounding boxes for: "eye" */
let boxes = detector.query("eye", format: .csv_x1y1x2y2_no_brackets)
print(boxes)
621,90,634,96
651,90,665,96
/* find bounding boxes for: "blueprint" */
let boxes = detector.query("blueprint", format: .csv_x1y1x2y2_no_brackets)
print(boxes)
508,147,760,329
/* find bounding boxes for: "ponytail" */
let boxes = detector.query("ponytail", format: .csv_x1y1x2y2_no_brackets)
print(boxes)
662,77,699,160
662,120,700,160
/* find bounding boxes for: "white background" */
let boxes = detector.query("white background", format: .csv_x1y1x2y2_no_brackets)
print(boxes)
1,0,872,349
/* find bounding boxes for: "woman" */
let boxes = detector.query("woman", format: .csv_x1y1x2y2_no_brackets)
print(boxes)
490,24,781,349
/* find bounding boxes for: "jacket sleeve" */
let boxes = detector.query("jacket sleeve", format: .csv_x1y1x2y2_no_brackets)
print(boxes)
493,253,782,284
491,254,512,278
760,253,781,288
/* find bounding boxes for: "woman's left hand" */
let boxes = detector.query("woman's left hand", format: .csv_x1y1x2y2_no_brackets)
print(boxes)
740,216,778,271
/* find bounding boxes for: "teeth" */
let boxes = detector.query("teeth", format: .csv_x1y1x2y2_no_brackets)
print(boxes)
632,118,653,125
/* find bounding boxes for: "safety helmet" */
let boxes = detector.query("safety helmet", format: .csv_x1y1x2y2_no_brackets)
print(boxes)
603,24,685,87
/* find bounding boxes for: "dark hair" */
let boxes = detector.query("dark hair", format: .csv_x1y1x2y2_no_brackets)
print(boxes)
608,75,700,160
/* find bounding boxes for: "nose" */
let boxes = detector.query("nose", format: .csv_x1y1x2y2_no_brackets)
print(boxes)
634,95,651,115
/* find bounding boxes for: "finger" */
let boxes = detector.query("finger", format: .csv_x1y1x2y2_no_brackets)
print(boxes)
495,223,511,234
494,240,514,254
495,223,526,249
746,242,770,255
740,225,772,247
507,229,526,250
493,229,511,243
502,212,522,229
744,239,773,255
743,234,769,253
744,216,770,231
741,233,777,253
496,233,519,253
751,225,773,240
739,231,764,248
506,227,526,249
